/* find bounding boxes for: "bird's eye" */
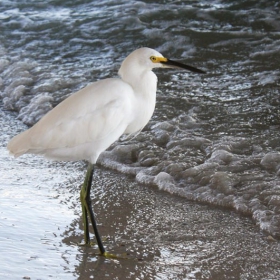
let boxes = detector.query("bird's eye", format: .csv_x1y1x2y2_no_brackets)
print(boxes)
150,56,157,63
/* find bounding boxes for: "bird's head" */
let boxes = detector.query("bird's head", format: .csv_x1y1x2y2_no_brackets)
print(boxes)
118,47,206,79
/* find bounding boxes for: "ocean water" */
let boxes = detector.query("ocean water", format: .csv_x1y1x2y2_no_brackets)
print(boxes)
1,0,280,237
1,0,280,278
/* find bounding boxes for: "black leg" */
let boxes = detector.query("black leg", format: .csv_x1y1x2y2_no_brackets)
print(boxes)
80,163,105,255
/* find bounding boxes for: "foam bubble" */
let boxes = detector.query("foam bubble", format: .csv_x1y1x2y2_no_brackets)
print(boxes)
154,171,172,187
0,58,9,72
210,172,239,195
18,93,53,125
261,152,280,171
208,150,234,165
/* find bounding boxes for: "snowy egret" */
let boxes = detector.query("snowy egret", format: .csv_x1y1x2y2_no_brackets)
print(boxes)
7,47,205,256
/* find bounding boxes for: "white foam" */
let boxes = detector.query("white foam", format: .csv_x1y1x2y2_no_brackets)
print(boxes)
210,172,239,195
208,150,234,165
154,172,176,193
261,152,280,171
18,93,53,125
3,85,26,110
0,58,9,72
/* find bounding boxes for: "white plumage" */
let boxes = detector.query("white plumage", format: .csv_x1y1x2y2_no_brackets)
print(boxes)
7,48,162,163
7,47,205,256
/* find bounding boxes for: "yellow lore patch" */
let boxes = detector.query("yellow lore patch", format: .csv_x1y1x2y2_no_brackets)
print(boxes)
150,56,168,63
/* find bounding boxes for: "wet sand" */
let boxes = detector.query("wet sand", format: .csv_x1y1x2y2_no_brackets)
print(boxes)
61,167,280,280
1,109,280,279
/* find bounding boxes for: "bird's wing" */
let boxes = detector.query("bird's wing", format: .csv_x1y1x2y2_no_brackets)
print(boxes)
8,78,134,156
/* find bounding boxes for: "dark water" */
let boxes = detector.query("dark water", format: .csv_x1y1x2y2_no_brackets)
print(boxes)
1,0,280,279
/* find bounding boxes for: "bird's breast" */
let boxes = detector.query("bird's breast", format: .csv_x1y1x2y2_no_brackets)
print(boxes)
125,89,156,134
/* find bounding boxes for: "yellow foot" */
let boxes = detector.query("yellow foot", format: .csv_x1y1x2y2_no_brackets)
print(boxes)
101,251,130,259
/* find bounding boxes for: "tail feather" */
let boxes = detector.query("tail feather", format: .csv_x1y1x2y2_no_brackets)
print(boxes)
7,130,31,157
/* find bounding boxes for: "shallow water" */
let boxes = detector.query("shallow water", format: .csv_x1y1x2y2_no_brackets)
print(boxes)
0,109,78,279
1,0,280,279
1,109,280,279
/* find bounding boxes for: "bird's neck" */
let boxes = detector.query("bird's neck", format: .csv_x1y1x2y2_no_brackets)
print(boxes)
123,70,158,135
120,69,158,98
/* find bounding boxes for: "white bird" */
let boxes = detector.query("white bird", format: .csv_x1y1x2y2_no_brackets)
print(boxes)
7,47,205,257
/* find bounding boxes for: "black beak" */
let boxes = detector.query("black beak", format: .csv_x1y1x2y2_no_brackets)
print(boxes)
161,59,206,74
